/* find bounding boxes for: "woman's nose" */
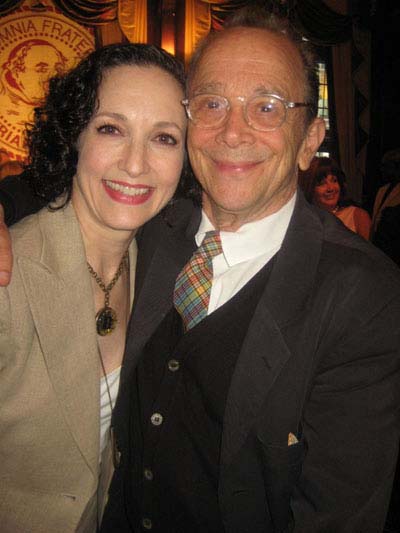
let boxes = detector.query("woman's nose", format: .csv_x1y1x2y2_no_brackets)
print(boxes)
118,140,150,177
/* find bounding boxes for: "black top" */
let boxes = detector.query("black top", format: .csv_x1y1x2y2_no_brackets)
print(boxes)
0,173,44,225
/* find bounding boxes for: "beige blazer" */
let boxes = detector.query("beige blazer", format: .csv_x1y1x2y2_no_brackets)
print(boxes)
0,202,136,533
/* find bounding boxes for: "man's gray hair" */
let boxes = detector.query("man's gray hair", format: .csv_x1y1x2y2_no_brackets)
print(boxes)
187,5,319,125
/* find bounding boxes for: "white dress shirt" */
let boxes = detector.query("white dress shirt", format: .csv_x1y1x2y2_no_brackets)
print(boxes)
195,193,296,314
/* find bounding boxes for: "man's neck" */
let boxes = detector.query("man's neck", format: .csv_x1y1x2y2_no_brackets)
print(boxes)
202,190,296,232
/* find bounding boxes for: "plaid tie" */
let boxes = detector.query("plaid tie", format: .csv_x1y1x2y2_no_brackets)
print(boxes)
174,231,222,331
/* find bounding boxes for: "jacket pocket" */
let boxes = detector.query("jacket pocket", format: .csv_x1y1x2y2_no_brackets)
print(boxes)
257,437,306,532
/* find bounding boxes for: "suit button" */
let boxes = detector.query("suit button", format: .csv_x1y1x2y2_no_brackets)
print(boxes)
142,517,152,529
168,359,180,372
144,468,153,481
111,431,121,468
113,447,121,468
150,412,163,426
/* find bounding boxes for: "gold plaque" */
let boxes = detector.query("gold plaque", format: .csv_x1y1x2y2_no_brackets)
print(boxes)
0,5,94,161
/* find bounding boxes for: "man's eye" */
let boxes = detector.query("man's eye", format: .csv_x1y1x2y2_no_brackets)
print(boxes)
97,124,120,135
258,102,276,113
156,133,177,145
205,99,222,110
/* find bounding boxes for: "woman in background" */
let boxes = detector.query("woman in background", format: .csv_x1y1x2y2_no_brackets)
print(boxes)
300,156,371,239
0,43,186,532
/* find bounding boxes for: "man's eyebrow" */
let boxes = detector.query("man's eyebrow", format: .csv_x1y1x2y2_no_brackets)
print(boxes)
190,83,288,98
253,84,287,96
191,82,224,94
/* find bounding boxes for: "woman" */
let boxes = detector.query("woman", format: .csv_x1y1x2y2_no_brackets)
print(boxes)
300,157,371,239
0,43,186,532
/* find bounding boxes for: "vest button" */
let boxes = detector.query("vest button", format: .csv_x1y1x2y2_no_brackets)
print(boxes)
144,468,153,481
142,517,153,529
168,359,180,372
150,412,163,426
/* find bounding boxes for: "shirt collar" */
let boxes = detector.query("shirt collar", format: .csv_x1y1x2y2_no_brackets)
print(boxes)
196,193,296,266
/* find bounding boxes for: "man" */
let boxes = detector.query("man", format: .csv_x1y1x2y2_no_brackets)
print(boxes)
0,9,399,533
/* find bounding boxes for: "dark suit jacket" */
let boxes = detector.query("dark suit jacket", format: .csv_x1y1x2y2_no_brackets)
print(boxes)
104,192,400,533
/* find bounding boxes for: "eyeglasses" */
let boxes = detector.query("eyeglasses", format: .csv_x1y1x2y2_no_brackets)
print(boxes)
181,93,313,132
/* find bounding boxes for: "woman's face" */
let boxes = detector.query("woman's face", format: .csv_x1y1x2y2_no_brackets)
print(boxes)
72,64,187,240
313,173,340,211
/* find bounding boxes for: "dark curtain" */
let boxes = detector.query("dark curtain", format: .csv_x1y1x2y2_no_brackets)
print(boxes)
0,0,24,16
0,0,117,24
206,0,352,44
52,0,117,25
291,0,351,45
210,1,249,31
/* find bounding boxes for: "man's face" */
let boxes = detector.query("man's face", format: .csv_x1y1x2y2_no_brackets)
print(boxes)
187,27,324,230
313,174,340,211
15,45,63,103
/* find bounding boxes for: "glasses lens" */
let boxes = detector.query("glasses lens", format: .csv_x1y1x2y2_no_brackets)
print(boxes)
246,95,285,131
188,95,228,127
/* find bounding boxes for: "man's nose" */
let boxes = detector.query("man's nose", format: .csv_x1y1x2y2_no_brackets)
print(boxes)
215,105,255,147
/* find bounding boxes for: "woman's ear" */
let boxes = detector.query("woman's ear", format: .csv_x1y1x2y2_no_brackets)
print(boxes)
298,117,326,171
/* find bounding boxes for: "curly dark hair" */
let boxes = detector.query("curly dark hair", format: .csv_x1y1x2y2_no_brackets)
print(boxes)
23,43,185,206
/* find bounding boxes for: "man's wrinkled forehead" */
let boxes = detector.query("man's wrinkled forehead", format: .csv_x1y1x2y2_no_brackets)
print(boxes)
189,27,305,99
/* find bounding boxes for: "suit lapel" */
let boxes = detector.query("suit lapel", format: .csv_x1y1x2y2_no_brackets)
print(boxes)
222,194,323,465
121,203,199,384
17,204,100,475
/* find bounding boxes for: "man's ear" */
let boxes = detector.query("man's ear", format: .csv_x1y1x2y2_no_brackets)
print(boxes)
298,117,325,171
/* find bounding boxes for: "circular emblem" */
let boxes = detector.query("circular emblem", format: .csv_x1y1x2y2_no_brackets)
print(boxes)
0,9,94,160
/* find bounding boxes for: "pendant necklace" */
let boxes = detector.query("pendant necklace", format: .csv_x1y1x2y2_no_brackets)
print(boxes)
87,250,129,336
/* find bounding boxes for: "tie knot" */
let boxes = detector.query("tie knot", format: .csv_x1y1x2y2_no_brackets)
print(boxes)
197,231,222,262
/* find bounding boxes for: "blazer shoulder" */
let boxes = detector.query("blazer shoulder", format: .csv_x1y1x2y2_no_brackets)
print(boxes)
316,218,400,306
294,199,400,300
10,210,43,260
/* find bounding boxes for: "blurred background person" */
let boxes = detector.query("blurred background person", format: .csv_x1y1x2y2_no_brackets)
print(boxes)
371,148,400,266
300,156,371,239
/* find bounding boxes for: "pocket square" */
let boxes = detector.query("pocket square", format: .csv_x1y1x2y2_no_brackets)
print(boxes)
288,432,299,446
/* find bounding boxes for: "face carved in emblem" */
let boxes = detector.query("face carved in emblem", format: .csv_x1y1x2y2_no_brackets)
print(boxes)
1,39,67,106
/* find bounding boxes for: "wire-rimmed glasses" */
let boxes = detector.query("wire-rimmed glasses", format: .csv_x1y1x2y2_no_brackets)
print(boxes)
182,93,313,132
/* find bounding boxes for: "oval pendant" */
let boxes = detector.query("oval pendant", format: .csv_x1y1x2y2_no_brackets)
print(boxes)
96,306,117,336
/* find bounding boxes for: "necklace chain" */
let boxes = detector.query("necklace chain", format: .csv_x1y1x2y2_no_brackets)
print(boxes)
87,250,129,336
87,250,128,308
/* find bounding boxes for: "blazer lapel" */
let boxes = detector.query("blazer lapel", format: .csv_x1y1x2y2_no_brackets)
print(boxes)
17,204,100,475
222,193,323,465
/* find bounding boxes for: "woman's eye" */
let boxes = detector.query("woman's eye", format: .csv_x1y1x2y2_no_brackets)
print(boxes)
97,124,120,135
156,133,177,145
